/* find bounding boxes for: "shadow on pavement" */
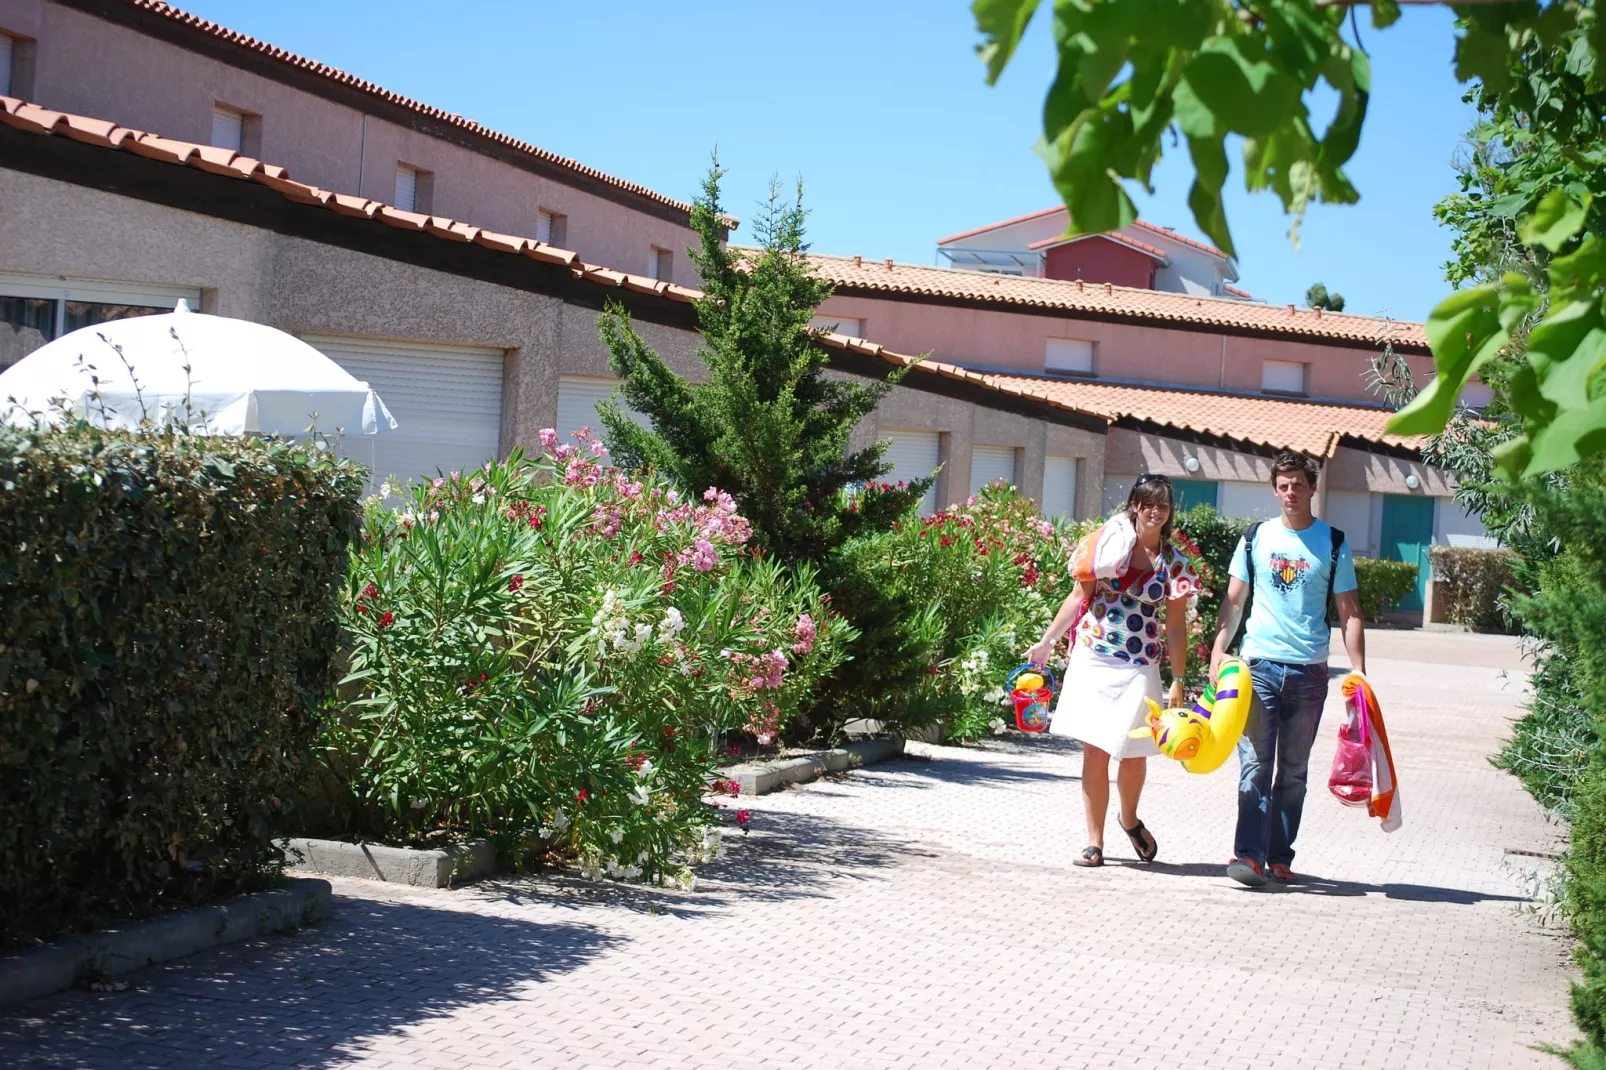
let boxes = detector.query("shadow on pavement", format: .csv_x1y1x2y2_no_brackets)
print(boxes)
0,898,617,1070
1130,860,1528,904
475,808,935,921
862,754,1079,791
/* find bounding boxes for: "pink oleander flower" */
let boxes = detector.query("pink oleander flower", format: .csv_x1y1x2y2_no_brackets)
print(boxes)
791,613,817,655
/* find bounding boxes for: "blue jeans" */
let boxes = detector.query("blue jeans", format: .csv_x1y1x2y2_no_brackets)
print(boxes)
1234,659,1331,867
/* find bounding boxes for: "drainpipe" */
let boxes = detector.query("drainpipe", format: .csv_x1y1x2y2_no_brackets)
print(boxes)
1218,334,1227,389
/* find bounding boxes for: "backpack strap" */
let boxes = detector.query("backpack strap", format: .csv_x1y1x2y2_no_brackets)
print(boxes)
1325,526,1347,626
1230,522,1264,655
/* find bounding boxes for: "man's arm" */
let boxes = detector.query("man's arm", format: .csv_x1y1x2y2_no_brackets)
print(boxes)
1335,589,1366,676
1209,576,1250,678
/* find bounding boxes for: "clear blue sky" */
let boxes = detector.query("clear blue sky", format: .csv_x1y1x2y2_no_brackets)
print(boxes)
181,1,1478,323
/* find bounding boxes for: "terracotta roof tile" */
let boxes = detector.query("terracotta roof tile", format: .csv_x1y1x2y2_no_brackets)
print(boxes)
376,205,430,231
472,230,527,255
115,1,731,225
1129,220,1231,262
796,252,1428,351
189,143,245,176
6,92,1426,455
979,373,1417,457
56,114,121,147
1027,232,1170,261
1223,284,1254,299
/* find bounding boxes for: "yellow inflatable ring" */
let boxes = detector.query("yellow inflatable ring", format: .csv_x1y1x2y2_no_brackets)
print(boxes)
1129,657,1253,774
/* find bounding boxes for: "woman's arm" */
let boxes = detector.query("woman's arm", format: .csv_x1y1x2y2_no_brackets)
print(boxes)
1165,595,1189,706
1025,579,1092,667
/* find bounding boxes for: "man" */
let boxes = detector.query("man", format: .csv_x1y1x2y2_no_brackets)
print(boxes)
1209,451,1366,887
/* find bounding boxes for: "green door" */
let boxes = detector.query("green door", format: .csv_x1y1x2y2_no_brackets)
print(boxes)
1380,494,1435,612
1171,479,1219,513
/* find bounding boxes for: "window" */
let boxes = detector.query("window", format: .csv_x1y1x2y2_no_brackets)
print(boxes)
970,445,1018,495
0,274,202,372
1042,455,1079,519
0,33,13,96
537,210,568,247
210,104,260,156
1045,337,1094,375
1261,359,1308,395
393,164,432,213
648,246,672,282
211,105,244,152
810,315,863,338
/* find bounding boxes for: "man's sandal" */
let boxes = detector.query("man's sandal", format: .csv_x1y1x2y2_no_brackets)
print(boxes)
1121,819,1158,863
1073,845,1104,867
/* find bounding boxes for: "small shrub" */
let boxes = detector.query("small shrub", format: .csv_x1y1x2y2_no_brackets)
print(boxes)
1430,546,1519,632
315,435,847,884
1353,558,1419,621
850,485,1088,741
0,424,362,949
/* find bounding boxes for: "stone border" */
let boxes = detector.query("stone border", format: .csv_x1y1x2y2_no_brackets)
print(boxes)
278,837,498,889
0,878,331,1008
724,737,906,797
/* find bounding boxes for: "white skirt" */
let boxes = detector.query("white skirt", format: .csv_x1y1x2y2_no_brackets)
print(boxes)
1047,642,1162,759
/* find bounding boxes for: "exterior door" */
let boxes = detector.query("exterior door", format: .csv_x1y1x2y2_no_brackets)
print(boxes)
1380,494,1435,612
1170,478,1219,513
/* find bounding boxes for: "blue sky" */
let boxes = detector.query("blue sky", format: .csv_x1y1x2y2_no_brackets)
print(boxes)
180,1,1478,323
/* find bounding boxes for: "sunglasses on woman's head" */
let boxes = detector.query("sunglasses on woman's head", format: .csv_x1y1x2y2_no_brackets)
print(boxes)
1134,473,1172,487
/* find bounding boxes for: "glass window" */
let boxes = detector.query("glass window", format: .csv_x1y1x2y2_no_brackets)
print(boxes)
1,295,56,371
63,300,170,335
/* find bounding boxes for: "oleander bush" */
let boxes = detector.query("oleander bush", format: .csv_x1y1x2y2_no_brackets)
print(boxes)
309,434,848,885
0,424,362,949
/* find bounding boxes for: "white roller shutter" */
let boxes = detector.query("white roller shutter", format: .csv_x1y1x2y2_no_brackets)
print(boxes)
1042,455,1079,519
970,445,1017,495
882,429,940,515
555,376,649,453
304,335,504,494
394,165,418,212
211,106,244,152
0,35,13,97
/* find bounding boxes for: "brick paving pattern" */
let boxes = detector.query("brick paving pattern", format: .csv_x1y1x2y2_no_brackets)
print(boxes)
0,631,1576,1068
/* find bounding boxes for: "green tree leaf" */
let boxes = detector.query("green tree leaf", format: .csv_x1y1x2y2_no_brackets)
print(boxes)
1519,188,1592,252
974,0,1043,85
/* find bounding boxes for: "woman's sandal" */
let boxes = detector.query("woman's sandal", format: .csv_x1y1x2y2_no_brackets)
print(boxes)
1073,845,1103,867
1122,819,1158,863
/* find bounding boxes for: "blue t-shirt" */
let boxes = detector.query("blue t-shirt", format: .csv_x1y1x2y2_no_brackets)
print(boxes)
1228,518,1357,665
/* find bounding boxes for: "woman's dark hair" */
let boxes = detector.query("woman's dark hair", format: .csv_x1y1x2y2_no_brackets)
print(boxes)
1126,473,1176,544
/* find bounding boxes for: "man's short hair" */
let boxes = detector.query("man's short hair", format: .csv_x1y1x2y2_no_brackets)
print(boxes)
1269,451,1319,487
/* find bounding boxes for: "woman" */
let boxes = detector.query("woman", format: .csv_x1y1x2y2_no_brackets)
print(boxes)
1025,474,1199,867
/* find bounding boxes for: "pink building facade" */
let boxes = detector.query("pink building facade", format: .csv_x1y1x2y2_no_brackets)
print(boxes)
0,0,709,286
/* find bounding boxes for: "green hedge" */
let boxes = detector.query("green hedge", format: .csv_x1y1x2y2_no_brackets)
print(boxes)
1430,545,1519,632
1353,557,1419,621
0,425,362,949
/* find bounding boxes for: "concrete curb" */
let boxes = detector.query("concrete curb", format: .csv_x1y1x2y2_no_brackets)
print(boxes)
278,837,498,888
725,737,906,797
0,878,331,1008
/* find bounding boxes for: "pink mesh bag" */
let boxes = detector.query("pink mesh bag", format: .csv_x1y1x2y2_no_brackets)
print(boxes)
1329,683,1374,807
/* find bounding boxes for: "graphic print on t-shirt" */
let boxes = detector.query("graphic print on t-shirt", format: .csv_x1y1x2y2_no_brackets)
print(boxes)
1269,553,1313,593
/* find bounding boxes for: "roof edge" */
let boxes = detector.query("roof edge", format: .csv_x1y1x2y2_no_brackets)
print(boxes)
56,0,737,231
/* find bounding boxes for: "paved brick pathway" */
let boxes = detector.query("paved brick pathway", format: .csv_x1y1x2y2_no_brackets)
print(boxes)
0,631,1577,1068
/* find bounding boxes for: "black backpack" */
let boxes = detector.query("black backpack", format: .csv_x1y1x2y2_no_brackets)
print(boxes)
1229,521,1346,655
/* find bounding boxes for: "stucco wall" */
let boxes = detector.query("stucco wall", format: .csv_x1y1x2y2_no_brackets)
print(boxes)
814,292,1435,404
1,0,703,284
